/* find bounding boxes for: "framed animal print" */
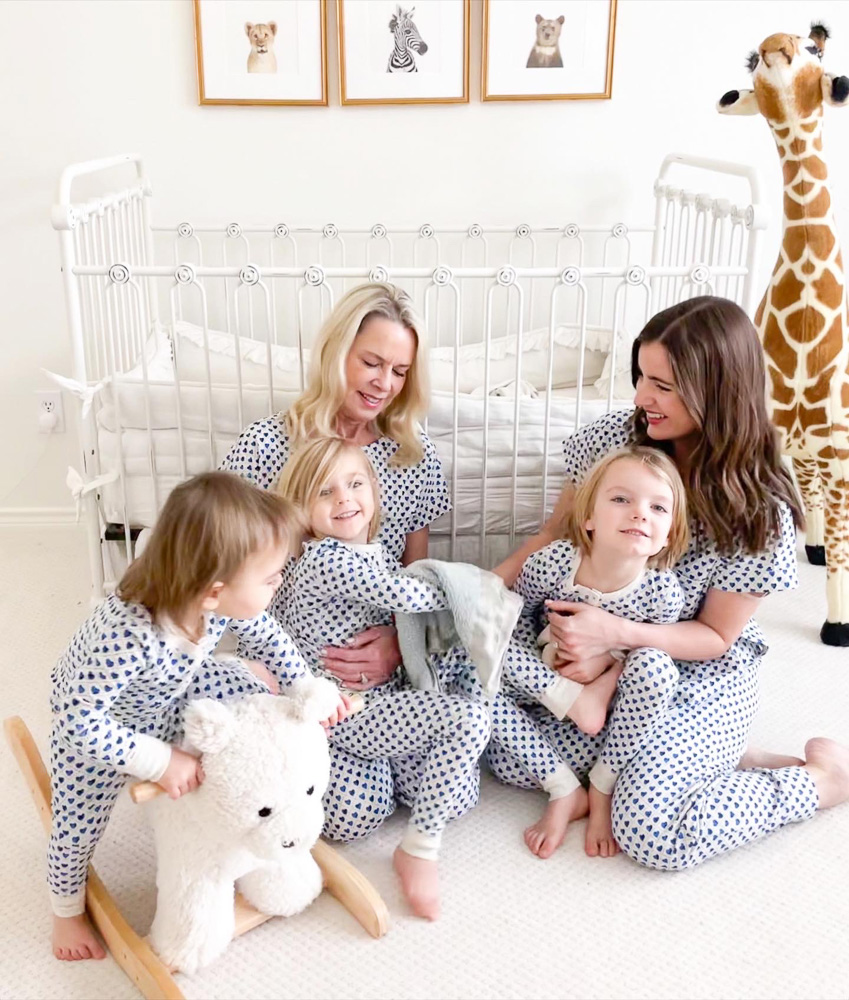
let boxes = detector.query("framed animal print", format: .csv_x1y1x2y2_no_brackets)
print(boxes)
482,0,616,102
337,0,470,105
194,0,328,106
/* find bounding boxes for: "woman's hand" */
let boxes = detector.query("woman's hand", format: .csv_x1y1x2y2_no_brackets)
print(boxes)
555,651,616,684
322,625,401,690
545,601,626,661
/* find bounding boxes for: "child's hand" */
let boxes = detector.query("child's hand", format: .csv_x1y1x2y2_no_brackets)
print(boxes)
159,747,204,799
320,693,357,730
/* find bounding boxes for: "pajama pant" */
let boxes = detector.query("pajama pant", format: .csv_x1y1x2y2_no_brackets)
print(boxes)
322,688,491,856
48,658,268,916
491,642,820,870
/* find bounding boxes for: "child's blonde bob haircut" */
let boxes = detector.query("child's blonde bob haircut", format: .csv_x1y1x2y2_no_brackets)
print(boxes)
565,446,689,569
119,471,303,620
286,282,429,468
277,437,382,543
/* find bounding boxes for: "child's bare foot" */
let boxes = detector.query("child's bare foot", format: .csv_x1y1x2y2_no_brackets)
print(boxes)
738,746,804,770
524,785,588,859
585,784,620,858
566,664,623,736
52,913,106,961
803,737,849,809
393,848,440,921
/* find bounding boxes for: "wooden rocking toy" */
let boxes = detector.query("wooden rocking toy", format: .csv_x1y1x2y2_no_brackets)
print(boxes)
4,714,389,1000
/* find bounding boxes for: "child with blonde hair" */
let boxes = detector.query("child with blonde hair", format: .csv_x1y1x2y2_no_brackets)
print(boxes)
492,446,688,859
277,437,491,922
49,472,347,962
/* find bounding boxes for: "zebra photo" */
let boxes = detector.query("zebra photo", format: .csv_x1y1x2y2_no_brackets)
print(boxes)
387,4,428,73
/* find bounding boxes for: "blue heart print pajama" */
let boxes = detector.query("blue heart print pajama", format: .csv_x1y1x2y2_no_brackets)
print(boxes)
486,408,817,869
220,415,455,842
48,596,316,916
283,536,490,859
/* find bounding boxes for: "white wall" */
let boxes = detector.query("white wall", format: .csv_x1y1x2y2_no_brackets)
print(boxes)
2,0,849,515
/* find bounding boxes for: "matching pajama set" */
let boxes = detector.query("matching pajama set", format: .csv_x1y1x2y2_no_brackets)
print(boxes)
220,415,453,842
489,408,817,870
487,539,685,800
284,537,490,856
48,595,318,916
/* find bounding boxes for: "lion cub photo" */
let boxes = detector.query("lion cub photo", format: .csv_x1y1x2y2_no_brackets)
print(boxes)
526,14,565,69
245,21,277,74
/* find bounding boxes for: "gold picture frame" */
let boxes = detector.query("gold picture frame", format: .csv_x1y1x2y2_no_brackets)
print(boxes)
338,0,470,106
482,0,617,102
194,0,328,107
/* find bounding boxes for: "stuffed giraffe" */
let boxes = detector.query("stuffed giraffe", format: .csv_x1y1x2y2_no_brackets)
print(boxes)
718,23,849,646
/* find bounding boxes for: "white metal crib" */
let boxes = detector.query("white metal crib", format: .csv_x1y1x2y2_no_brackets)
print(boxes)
50,152,767,597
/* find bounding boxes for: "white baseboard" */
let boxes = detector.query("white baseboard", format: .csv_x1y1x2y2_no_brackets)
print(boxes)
0,507,78,525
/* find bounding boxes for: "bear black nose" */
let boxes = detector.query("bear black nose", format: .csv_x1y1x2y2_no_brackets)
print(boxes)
258,806,272,818
282,839,295,849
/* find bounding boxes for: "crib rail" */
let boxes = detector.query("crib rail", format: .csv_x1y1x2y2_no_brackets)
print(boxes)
51,153,766,595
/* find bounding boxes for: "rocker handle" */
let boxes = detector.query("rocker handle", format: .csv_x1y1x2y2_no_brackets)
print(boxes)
130,692,366,805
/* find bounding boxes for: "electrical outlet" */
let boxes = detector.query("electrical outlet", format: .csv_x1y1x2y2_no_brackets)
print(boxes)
36,390,65,433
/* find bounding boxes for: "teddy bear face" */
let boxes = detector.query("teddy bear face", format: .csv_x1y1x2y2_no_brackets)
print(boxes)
181,692,334,862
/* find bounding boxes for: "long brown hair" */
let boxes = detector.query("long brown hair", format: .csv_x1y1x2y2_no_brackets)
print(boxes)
119,472,302,621
630,296,803,555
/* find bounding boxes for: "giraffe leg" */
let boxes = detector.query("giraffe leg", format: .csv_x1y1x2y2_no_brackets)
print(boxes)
818,458,849,646
793,457,826,566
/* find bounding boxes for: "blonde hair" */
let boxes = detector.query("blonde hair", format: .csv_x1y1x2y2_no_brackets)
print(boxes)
565,447,689,569
277,437,382,543
286,282,429,467
118,472,302,620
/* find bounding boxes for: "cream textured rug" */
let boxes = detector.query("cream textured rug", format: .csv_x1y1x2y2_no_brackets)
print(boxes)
1,525,847,1000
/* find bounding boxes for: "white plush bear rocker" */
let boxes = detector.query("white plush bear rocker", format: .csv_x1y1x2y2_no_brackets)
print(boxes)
146,684,339,974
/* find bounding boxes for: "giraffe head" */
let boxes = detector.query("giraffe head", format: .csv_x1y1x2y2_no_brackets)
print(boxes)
717,23,849,126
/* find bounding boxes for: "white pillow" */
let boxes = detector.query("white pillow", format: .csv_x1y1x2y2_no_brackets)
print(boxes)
428,324,620,394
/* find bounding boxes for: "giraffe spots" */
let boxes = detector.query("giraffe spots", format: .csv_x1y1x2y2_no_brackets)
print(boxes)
802,155,828,179
804,366,836,404
807,314,844,377
814,135,823,151
785,306,825,343
801,260,817,275
842,383,849,410
775,126,791,139
783,159,801,185
771,406,797,432
784,224,834,262
754,296,766,328
792,180,815,197
784,187,831,220
763,313,798,376
800,120,819,133
771,268,805,310
813,268,844,310
801,406,829,429
789,137,808,156
768,366,796,405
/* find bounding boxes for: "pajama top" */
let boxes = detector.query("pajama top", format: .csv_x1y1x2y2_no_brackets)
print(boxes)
283,537,448,686
560,408,799,653
50,593,315,781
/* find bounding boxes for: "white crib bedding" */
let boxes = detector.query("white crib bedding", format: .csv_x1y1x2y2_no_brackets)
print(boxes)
94,382,631,530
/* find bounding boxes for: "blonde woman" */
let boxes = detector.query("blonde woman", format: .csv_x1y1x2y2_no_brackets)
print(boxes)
221,282,450,836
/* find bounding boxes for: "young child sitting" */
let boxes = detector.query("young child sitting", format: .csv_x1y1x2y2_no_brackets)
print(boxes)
49,471,347,961
276,437,492,922
500,446,688,859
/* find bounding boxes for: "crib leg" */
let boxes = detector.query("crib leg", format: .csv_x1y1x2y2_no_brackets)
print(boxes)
3,716,185,1000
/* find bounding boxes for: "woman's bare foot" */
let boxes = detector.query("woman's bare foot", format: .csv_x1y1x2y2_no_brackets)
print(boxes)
737,746,804,770
585,784,620,858
393,848,440,921
523,785,589,859
803,737,849,809
52,913,106,961
566,664,623,736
